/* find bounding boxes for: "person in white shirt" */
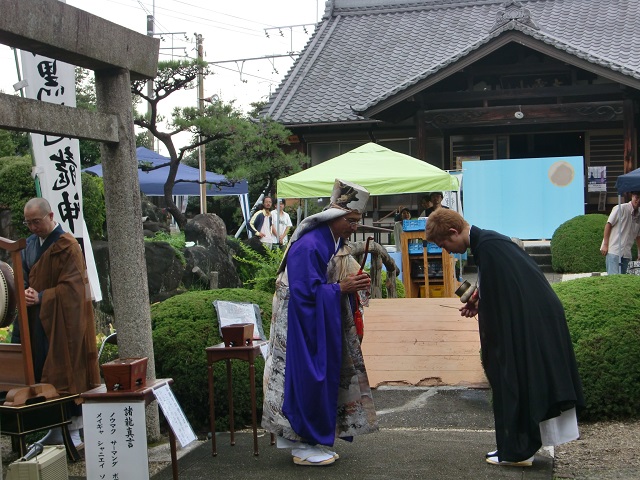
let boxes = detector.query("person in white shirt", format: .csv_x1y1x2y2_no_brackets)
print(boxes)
600,192,640,274
249,196,275,248
271,199,293,248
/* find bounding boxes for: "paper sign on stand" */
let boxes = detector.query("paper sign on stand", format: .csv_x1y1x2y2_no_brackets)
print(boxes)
153,384,197,448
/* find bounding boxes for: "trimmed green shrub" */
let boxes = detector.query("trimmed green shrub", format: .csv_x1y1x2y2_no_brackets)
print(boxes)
553,275,640,420
551,214,609,273
151,288,273,433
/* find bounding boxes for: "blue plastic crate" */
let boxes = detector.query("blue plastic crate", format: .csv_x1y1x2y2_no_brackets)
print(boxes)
426,242,442,254
408,242,424,254
402,218,426,231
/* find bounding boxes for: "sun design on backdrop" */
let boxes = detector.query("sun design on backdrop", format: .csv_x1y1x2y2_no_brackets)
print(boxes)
548,161,575,187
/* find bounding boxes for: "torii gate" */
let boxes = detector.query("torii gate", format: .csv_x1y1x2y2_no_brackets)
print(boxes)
0,0,162,439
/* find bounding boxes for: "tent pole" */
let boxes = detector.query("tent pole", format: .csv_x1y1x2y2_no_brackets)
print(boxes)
275,198,282,246
617,194,622,274
235,193,251,239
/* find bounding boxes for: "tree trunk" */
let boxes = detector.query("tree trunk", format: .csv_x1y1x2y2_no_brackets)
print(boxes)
350,240,399,298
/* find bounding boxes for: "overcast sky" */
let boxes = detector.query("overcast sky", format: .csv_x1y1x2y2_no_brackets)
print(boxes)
0,0,323,117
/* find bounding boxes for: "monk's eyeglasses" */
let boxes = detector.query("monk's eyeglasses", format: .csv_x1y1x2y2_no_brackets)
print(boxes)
23,213,49,227
343,217,362,227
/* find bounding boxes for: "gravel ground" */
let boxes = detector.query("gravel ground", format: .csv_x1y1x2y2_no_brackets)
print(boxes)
3,421,639,479
553,420,640,479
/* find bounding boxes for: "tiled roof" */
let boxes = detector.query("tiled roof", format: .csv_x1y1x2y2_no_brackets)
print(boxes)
262,0,640,125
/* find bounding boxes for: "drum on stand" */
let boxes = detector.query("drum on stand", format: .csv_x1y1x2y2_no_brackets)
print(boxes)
0,260,17,328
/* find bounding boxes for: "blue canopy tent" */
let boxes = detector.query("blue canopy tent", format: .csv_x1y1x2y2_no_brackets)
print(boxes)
615,167,640,194
84,147,251,235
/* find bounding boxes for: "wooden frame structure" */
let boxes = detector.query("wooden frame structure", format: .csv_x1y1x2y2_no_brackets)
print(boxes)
400,230,457,298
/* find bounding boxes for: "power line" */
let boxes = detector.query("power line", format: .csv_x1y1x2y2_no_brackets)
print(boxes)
209,53,296,65
211,63,281,83
153,10,270,41
98,0,310,78
264,24,314,37
137,0,278,38
134,0,171,33
168,0,288,29
99,0,311,55
102,0,267,39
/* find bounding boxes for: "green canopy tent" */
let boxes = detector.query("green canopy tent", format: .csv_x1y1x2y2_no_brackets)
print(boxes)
277,142,459,199
276,143,461,279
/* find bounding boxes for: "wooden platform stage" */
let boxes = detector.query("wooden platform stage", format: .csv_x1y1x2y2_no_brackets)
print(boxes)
361,298,488,388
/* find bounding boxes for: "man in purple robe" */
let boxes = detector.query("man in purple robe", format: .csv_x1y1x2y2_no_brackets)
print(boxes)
262,179,378,466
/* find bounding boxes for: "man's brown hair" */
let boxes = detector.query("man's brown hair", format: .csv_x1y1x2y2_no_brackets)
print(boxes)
425,209,469,243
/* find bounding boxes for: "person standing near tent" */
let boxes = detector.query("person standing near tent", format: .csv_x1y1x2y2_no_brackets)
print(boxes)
426,208,583,467
600,192,640,274
393,206,413,222
13,197,101,448
262,179,378,466
271,199,293,248
392,207,413,251
419,195,432,217
249,196,275,248
424,191,449,217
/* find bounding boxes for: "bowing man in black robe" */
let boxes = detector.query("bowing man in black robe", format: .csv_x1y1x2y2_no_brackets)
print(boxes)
426,209,584,466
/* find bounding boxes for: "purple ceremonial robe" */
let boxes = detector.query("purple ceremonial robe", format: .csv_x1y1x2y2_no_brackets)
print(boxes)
282,223,343,445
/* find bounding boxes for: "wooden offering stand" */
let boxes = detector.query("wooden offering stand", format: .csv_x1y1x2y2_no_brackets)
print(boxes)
0,236,58,405
102,357,148,391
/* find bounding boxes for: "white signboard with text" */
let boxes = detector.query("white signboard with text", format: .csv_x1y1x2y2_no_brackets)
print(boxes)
20,52,84,236
19,49,102,301
83,401,150,480
153,384,197,448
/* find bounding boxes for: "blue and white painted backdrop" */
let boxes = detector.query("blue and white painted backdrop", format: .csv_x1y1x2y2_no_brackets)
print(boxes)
462,156,584,240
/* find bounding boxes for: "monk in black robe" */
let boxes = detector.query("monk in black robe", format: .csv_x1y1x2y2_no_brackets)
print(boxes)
426,209,583,466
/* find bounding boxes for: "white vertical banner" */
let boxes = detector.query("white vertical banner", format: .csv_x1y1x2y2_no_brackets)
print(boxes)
20,51,84,236
20,50,102,301
443,171,463,216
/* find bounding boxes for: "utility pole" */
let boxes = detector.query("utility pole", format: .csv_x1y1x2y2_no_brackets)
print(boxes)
146,14,155,149
196,33,207,213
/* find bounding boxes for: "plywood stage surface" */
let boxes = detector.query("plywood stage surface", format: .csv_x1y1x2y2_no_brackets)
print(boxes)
361,298,488,388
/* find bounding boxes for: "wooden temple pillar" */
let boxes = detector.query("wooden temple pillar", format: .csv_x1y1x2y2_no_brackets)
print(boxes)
416,110,427,161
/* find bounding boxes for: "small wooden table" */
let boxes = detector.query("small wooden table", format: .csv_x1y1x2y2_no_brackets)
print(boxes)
81,379,179,480
206,341,273,456
0,393,82,461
